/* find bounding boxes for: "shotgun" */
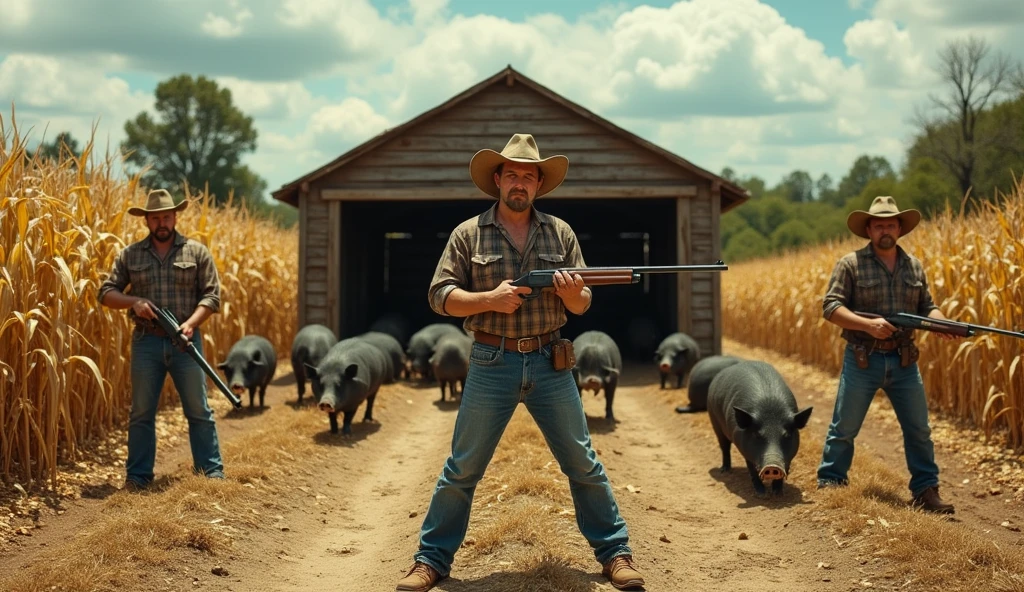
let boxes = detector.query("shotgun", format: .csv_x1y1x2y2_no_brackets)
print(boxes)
512,260,729,300
855,311,1024,341
152,307,243,408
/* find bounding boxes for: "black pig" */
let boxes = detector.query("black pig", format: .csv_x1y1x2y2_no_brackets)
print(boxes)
707,360,813,496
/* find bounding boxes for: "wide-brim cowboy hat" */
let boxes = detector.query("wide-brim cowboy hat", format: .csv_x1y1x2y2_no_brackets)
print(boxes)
469,133,569,199
127,189,189,217
846,195,921,239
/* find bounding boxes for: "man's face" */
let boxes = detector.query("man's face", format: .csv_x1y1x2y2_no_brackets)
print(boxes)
866,217,901,250
146,211,176,243
494,162,542,213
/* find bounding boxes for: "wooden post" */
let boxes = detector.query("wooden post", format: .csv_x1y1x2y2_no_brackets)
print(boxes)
298,188,309,329
710,180,722,356
676,197,692,336
327,201,342,337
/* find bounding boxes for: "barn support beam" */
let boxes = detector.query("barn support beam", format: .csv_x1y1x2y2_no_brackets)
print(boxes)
298,188,309,329
327,200,342,337
710,180,723,356
676,197,692,338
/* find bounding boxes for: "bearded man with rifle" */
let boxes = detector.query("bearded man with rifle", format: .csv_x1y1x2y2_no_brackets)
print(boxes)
816,195,958,514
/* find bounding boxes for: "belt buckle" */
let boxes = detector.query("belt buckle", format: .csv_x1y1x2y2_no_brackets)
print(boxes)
516,337,538,353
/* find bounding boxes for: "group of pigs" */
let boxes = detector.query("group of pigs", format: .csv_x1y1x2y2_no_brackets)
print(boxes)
215,316,813,495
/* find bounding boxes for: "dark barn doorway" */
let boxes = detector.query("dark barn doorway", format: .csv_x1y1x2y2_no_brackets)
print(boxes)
339,198,679,360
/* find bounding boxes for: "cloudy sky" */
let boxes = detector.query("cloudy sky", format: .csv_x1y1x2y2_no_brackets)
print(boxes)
2,0,1023,202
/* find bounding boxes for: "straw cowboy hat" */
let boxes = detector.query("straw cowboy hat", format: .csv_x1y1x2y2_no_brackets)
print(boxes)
469,133,569,198
127,189,189,217
846,195,921,239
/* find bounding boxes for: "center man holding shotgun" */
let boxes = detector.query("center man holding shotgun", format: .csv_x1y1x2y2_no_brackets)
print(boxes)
396,134,646,591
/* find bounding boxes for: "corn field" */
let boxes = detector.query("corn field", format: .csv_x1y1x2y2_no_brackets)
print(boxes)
723,183,1024,447
0,115,298,487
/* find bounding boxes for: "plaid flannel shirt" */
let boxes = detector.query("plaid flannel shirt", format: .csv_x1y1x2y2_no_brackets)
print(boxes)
822,243,938,343
97,231,221,330
428,203,588,338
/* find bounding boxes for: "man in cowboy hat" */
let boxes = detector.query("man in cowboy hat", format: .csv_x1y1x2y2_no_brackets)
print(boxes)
98,189,226,491
816,195,957,513
396,134,644,591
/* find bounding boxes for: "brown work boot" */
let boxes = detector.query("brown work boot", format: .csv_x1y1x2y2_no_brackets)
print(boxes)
396,562,442,592
602,554,645,590
912,486,955,514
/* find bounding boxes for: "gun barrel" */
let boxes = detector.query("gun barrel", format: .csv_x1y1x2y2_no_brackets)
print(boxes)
155,308,243,408
562,263,728,274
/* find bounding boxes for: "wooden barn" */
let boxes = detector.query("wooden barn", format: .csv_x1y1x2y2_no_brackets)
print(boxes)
271,66,748,360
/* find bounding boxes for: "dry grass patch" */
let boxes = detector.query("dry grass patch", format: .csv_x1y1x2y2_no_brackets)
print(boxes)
0,407,326,592
809,447,1024,591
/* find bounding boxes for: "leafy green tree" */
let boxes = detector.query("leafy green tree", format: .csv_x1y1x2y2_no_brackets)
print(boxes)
815,173,836,205
723,227,772,262
834,155,895,206
28,131,80,163
122,74,265,207
895,157,960,215
779,170,814,202
770,219,816,251
719,211,751,249
912,35,1016,201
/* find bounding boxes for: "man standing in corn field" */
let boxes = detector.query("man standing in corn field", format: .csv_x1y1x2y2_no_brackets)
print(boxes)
816,195,956,514
98,189,225,491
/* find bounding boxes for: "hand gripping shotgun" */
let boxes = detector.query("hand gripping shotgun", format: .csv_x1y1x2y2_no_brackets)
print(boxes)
512,260,729,300
152,307,243,408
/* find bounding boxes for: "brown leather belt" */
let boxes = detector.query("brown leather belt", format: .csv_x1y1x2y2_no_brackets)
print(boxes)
136,323,168,337
474,330,558,353
849,338,900,351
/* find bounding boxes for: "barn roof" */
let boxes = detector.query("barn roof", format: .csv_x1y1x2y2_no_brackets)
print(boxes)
271,65,751,211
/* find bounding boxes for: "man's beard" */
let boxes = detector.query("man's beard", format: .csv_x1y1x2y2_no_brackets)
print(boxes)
152,227,173,242
876,235,895,250
502,190,531,213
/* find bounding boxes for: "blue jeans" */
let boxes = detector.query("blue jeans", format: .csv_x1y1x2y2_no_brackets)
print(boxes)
126,330,225,485
817,345,939,496
413,340,631,576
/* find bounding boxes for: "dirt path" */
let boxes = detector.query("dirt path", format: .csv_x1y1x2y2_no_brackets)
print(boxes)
3,338,1022,592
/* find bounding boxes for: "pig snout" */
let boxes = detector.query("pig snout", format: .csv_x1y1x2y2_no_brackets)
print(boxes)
318,393,338,413
658,355,673,372
231,383,245,395
759,465,787,483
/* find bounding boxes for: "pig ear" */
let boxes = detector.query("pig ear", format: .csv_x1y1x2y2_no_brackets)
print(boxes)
304,363,319,379
216,362,228,371
344,363,359,379
734,407,756,430
604,366,620,377
792,406,813,430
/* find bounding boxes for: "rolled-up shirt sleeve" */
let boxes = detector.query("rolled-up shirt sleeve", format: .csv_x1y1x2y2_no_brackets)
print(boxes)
917,270,939,317
97,250,129,304
196,246,222,313
562,227,592,314
428,228,469,316
822,257,853,320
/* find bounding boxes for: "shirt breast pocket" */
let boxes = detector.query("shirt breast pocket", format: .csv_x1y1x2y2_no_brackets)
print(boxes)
902,276,924,312
855,278,883,310
128,262,154,292
173,260,198,287
470,253,504,291
537,252,565,268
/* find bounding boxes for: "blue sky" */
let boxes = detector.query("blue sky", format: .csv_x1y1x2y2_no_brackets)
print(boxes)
1,0,1022,202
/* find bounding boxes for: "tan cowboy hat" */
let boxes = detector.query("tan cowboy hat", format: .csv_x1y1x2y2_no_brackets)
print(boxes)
127,189,189,217
469,133,569,198
846,195,921,239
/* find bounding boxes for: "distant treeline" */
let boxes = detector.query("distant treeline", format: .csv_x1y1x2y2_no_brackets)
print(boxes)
722,37,1024,263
